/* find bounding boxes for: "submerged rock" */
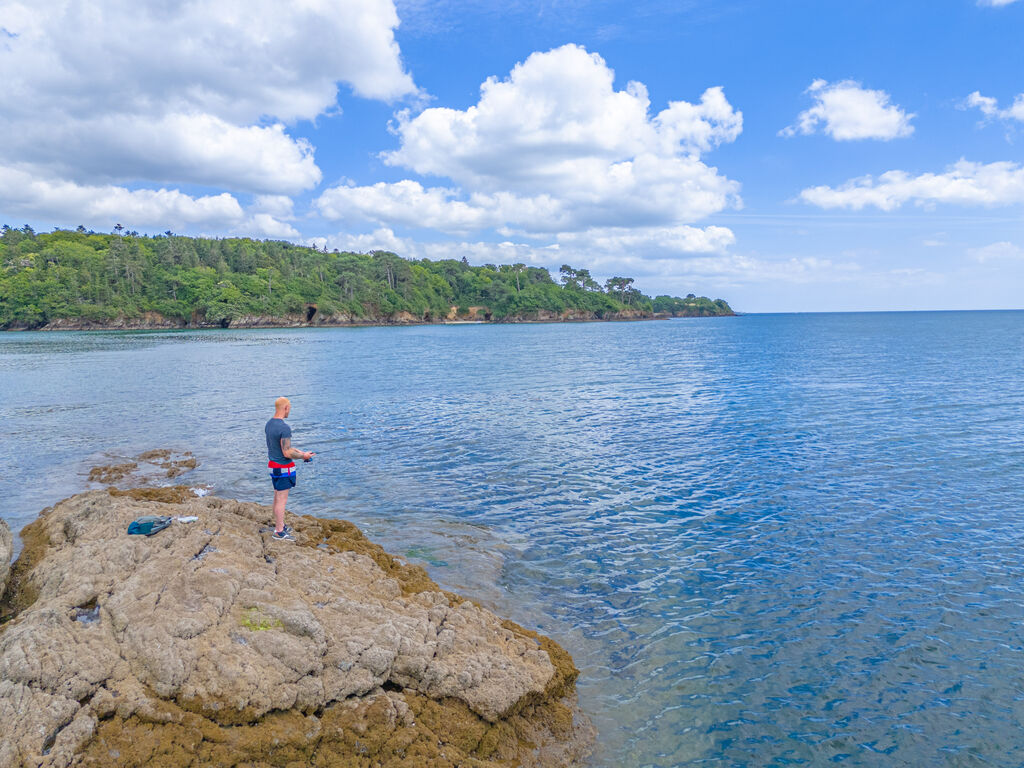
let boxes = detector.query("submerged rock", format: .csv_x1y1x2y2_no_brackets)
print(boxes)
0,491,593,767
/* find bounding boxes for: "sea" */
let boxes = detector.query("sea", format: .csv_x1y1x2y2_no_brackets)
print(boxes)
2,311,1024,767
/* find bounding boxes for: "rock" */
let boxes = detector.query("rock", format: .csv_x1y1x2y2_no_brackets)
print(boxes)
0,518,10,600
0,491,593,768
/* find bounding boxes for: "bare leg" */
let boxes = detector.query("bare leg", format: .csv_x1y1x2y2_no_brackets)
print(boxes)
273,488,289,532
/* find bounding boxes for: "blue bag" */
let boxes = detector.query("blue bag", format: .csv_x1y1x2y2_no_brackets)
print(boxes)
127,515,172,536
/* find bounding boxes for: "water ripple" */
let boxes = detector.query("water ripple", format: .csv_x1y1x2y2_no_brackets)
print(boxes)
3,312,1024,766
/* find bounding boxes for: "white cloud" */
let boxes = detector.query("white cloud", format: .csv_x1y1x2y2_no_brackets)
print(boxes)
963,91,1000,118
799,160,1024,210
780,79,915,141
0,164,307,238
414,239,557,265
0,0,414,120
251,196,297,220
961,91,1024,123
666,254,862,284
9,114,321,195
967,241,1024,262
554,226,736,257
317,224,735,273
0,0,415,197
317,180,502,234
382,45,741,192
977,0,1020,6
312,228,414,254
317,159,738,238
316,44,741,259
241,214,300,240
313,229,561,268
0,165,245,231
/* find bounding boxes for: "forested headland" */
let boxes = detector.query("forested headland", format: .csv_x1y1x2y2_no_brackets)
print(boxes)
0,225,734,330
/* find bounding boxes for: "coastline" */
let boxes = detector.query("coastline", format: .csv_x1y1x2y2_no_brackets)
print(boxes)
3,306,733,332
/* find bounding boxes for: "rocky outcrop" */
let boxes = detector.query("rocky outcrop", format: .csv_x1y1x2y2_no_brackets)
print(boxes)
15,306,656,331
34,312,186,331
0,519,10,601
0,491,592,768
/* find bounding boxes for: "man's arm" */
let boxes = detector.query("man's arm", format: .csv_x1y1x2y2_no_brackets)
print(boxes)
280,437,313,461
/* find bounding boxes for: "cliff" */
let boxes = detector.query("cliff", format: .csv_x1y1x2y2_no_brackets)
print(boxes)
0,491,593,767
15,306,654,331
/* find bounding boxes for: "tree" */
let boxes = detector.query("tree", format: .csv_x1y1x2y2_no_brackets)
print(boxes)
559,264,598,291
604,276,636,303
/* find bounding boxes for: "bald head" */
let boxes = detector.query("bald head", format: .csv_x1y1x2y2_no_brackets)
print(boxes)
274,397,291,418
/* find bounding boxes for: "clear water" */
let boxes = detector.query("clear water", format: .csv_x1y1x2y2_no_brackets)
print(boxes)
3,312,1024,766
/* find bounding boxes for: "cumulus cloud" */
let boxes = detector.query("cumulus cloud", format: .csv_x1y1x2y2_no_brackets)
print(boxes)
554,226,736,257
780,79,915,141
0,163,308,238
961,91,1024,123
311,228,415,255
799,160,1024,210
317,44,741,258
251,195,297,220
382,46,741,190
317,180,504,234
0,165,245,230
0,0,415,202
311,229,560,268
10,114,321,195
242,214,300,240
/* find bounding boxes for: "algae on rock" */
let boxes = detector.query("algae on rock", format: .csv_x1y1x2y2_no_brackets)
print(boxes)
0,491,593,768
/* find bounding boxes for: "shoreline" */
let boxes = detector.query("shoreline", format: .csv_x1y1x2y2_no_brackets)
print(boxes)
0,488,595,767
2,308,734,333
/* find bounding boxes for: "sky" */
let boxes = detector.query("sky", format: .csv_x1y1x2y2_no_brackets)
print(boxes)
1,0,1022,312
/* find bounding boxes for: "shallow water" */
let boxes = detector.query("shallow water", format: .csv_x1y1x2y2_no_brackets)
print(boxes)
3,312,1024,766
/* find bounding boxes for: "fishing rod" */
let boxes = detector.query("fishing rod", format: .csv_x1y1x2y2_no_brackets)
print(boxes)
303,447,341,463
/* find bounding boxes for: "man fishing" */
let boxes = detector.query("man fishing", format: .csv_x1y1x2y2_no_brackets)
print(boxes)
265,396,315,542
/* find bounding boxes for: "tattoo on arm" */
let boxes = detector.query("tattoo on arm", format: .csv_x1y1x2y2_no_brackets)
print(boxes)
280,437,292,456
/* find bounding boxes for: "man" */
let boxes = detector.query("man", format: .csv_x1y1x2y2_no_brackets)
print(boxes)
265,397,315,542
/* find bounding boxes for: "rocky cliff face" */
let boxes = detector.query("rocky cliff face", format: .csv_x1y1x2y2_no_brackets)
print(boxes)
17,306,654,331
0,492,593,767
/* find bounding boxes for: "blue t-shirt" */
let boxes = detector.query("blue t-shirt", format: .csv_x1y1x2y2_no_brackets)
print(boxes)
265,418,292,464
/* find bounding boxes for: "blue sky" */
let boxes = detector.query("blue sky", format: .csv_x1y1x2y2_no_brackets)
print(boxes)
1,0,1022,312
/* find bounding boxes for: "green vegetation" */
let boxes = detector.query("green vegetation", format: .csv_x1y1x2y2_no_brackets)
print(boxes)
652,294,734,317
0,225,734,328
240,607,283,632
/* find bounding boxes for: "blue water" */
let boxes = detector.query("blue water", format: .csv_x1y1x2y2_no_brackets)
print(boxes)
3,312,1024,766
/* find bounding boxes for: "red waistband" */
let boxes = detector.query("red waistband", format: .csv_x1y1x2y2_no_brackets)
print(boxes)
268,460,295,469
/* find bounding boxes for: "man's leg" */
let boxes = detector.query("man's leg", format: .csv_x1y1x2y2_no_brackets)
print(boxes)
273,488,289,533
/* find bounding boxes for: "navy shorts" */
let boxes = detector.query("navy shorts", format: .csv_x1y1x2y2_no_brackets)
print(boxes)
269,464,297,491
